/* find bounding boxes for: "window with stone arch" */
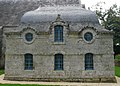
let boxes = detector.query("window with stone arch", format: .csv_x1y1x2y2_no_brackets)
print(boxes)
54,53,64,70
85,53,94,70
24,53,33,70
54,25,63,42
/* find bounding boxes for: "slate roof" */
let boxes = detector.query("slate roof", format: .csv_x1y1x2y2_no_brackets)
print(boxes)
3,0,112,33
21,5,99,25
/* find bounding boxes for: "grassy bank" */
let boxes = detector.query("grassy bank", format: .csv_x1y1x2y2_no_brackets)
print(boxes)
115,66,120,77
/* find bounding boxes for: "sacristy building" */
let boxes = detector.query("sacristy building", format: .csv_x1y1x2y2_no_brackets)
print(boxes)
3,0,115,82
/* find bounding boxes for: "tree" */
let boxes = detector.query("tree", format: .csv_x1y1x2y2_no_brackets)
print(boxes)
93,3,120,45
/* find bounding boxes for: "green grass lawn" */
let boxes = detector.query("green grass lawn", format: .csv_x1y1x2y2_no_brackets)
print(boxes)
115,66,120,77
115,55,120,77
0,84,58,86
0,69,4,75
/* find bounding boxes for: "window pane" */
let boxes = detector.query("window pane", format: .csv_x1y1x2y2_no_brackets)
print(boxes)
84,32,93,41
54,54,63,70
54,25,63,42
85,53,94,70
24,54,33,70
25,33,33,42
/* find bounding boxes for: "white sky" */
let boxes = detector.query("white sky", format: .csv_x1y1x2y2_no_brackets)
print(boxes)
81,0,120,10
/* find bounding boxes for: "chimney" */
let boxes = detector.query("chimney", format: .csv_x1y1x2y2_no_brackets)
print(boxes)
82,4,85,9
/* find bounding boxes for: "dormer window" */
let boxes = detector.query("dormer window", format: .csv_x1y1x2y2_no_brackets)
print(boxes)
54,25,63,42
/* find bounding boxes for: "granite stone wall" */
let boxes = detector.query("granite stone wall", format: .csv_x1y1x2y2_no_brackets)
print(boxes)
4,25,115,82
0,27,4,69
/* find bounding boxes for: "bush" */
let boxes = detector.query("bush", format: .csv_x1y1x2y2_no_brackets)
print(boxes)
115,54,120,61
0,69,4,75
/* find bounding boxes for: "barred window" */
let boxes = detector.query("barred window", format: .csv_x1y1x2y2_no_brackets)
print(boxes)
54,25,63,42
24,54,33,70
85,53,94,70
54,54,63,70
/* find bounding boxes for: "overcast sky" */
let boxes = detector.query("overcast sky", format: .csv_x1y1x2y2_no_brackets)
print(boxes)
81,0,120,10
0,0,120,10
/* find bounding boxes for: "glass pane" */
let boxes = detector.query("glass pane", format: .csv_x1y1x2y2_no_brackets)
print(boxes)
85,53,93,70
25,33,33,42
25,54,33,70
54,25,63,42
54,54,63,70
84,32,93,41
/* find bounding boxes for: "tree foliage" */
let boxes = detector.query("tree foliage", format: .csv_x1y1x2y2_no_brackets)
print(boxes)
93,3,120,45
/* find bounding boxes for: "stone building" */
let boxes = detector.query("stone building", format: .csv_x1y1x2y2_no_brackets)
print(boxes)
0,26,4,68
3,0,115,82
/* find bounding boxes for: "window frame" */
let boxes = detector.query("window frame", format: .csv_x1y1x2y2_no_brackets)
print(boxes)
54,54,64,70
82,29,96,44
25,33,33,42
84,32,93,42
85,53,94,70
24,53,33,70
54,25,64,42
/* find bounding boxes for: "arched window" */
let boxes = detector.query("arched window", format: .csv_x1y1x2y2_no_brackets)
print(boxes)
24,53,33,70
85,53,94,70
54,25,63,42
54,54,63,70
25,33,33,42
